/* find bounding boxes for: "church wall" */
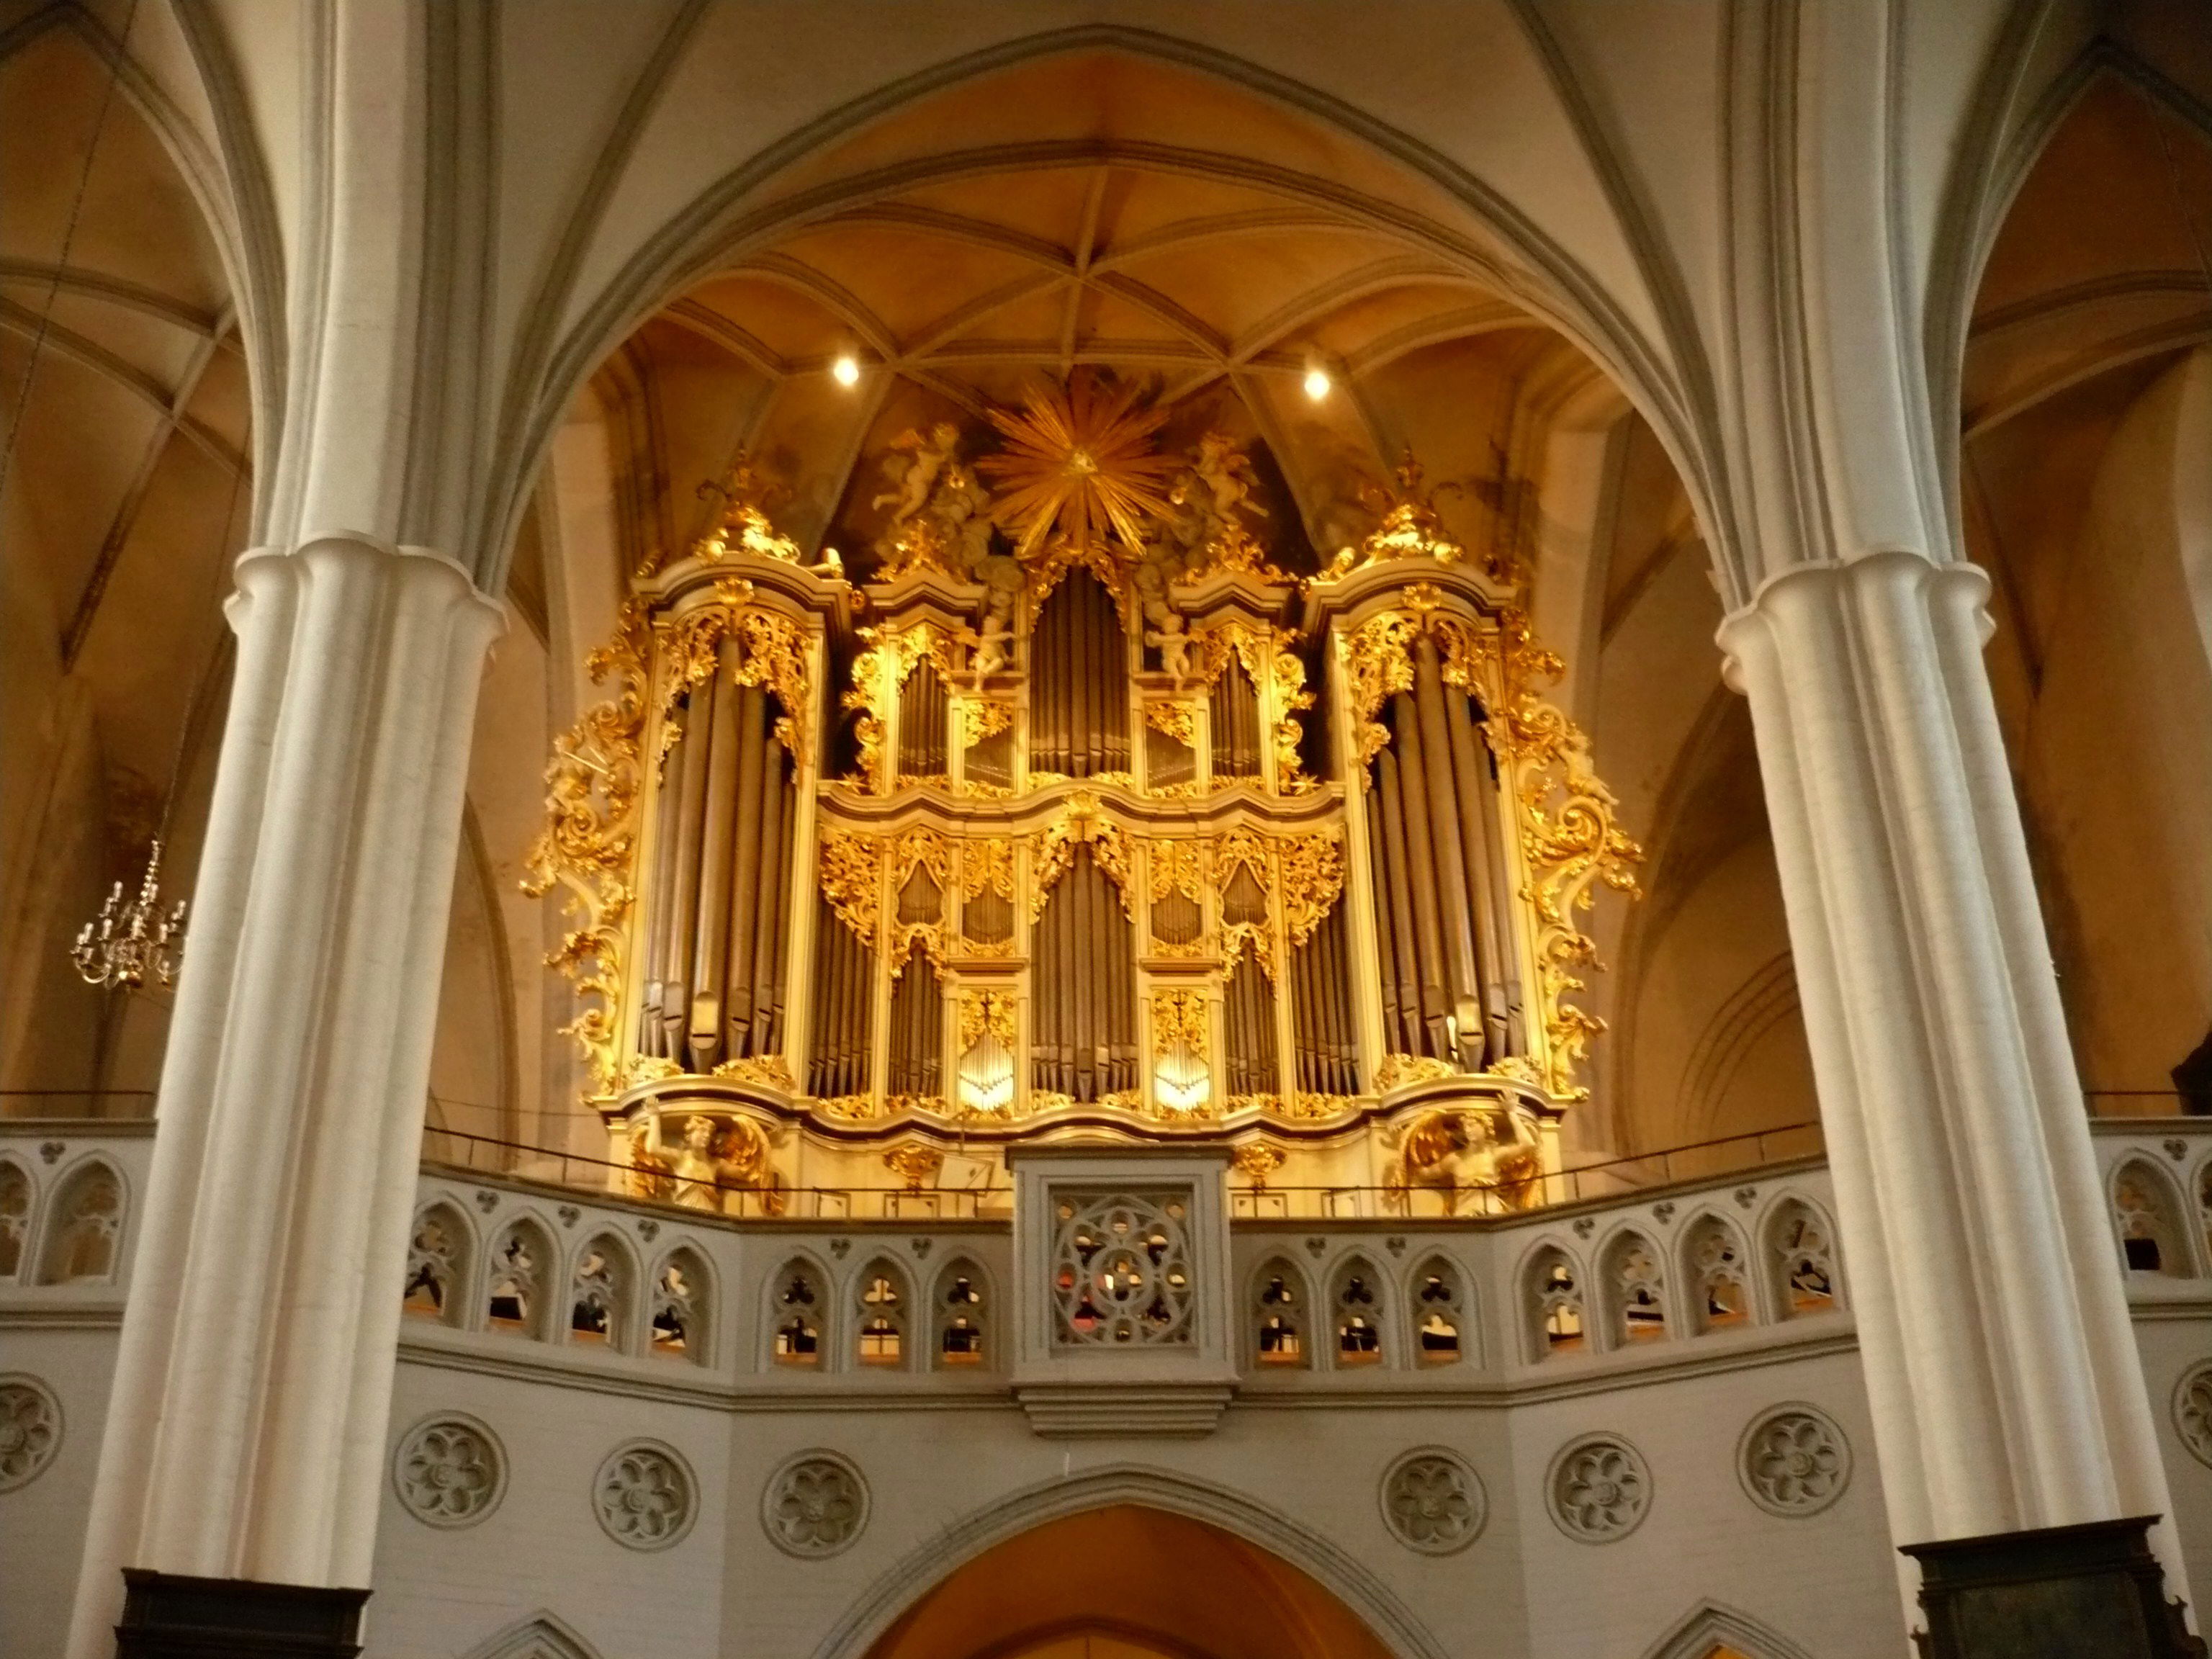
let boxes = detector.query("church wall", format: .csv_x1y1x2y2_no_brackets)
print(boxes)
14,1120,2212,1658
2013,354,2212,1102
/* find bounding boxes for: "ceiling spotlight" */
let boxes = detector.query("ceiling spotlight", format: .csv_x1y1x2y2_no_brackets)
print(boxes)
832,354,861,387
1303,364,1332,402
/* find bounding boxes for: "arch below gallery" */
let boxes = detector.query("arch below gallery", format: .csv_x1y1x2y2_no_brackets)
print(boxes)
822,1468,1442,1659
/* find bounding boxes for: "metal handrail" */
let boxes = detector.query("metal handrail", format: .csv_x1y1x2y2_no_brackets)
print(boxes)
421,1117,1827,1224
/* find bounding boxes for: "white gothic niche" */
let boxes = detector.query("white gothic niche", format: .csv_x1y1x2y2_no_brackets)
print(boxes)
1007,1143,1236,1436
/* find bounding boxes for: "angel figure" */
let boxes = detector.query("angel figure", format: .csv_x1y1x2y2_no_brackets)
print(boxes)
1188,431,1267,528
872,423,961,526
1144,613,1193,689
630,1111,774,1213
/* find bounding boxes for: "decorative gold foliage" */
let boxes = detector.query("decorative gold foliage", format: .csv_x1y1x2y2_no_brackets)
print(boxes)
680,456,806,569
883,1141,945,1191
1477,613,1643,1102
655,580,812,770
961,837,1016,900
1143,698,1199,748
844,621,959,794
1150,988,1209,1058
1194,620,1314,792
1375,1053,1459,1091
953,696,1015,751
1148,838,1208,904
886,827,951,975
1231,1140,1285,1190
1025,795,1137,922
1278,830,1346,949
523,599,651,1097
711,1054,796,1090
818,829,883,946
1341,611,1421,773
957,988,1020,1056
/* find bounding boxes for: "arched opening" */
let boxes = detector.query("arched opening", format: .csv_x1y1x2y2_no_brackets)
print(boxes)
473,36,1784,1208
1,12,253,1121
860,1505,1397,1659
1961,71,2212,1116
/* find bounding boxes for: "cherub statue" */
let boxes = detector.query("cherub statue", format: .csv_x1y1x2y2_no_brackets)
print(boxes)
873,423,961,528
1144,612,1193,688
1187,431,1267,529
630,1111,775,1213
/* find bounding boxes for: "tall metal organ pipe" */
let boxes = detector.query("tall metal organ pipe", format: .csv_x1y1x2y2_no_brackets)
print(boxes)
657,670,714,1056
633,661,800,1071
1030,573,1128,778
1411,642,1484,1066
1362,657,1524,1069
639,698,690,1055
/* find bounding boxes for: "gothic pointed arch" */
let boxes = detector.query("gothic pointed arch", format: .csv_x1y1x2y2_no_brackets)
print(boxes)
810,1464,1448,1659
1635,1599,1817,1659
458,1609,608,1659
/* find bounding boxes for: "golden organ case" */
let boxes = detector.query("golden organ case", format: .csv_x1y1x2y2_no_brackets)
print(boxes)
526,377,1640,1216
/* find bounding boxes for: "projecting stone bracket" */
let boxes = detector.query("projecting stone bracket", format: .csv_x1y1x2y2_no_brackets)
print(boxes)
1009,1143,1238,1439
1015,1379,1238,1439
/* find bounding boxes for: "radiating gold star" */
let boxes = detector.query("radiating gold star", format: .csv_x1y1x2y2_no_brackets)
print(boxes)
977,372,1178,557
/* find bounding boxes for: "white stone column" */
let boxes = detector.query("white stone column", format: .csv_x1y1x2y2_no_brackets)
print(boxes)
1719,550,2180,1575
66,536,503,1658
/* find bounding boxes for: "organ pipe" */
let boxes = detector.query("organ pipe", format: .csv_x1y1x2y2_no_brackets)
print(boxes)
1411,642,1483,1066
660,670,714,1056
1444,682,1511,1059
531,433,1638,1159
640,698,689,1054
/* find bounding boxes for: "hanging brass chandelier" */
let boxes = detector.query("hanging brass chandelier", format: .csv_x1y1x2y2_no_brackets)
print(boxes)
72,838,188,991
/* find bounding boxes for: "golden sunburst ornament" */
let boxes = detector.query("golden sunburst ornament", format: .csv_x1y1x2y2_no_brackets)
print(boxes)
977,372,1179,557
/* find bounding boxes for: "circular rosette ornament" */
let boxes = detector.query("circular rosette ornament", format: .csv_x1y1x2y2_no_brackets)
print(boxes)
763,1450,870,1557
1379,1447,1485,1554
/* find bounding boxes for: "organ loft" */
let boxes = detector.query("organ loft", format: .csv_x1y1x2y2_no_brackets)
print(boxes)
525,371,1642,1218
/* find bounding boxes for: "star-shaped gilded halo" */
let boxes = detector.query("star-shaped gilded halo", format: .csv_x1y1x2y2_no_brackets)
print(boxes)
977,373,1178,557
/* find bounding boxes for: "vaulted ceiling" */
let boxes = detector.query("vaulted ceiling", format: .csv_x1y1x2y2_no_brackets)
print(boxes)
584,49,1597,588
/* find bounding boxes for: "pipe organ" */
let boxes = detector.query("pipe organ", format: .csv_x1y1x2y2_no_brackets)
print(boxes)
526,377,1640,1212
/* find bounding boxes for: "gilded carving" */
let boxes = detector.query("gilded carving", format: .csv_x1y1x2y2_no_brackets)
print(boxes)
1375,1054,1457,1091
1278,830,1346,949
1150,988,1209,1058
655,581,812,772
1230,1141,1287,1190
882,1143,946,1192
1194,620,1314,792
1382,1107,1543,1214
523,598,650,1097
1025,796,1136,922
1142,698,1200,748
683,457,807,568
1341,610,1421,772
1472,608,1643,1101
845,621,959,794
711,1054,796,1092
980,373,1177,562
818,829,884,947
961,838,1016,900
953,696,1015,752
957,989,1020,1056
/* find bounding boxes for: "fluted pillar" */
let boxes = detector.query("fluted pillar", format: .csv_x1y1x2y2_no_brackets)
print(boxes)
1719,550,2179,1580
67,537,503,1658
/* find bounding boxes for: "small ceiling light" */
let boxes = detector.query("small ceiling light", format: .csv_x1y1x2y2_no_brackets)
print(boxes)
832,354,861,387
1303,364,1332,402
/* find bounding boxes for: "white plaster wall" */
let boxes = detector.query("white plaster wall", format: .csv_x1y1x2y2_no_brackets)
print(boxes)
0,1329,117,1659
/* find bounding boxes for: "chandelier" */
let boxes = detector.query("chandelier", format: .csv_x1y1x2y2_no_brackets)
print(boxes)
72,838,188,991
